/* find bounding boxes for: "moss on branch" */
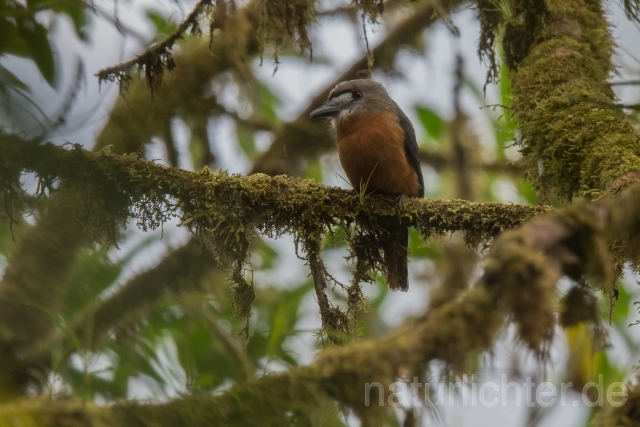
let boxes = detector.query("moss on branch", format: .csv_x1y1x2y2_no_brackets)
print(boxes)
491,0,640,200
1,137,550,250
95,0,214,91
95,13,259,163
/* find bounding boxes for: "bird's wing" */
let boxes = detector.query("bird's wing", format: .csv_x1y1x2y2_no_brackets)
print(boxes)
398,112,424,198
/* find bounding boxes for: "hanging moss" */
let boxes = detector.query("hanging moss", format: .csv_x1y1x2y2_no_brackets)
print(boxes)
257,0,315,63
484,201,615,356
477,0,547,84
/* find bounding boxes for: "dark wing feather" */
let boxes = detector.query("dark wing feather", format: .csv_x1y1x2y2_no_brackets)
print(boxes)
397,112,424,198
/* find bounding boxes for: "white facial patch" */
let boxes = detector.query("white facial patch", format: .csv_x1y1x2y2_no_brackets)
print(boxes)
331,92,353,104
328,91,358,130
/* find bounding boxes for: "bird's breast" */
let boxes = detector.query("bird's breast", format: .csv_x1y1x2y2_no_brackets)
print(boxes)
336,111,420,197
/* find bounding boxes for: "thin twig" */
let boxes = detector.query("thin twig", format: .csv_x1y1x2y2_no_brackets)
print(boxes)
609,79,640,86
361,12,374,79
95,0,213,84
419,149,519,174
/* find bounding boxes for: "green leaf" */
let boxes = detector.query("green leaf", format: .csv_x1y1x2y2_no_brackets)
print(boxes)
409,229,442,259
26,0,57,7
146,11,178,39
305,161,323,184
462,75,485,105
63,248,121,318
415,106,444,141
0,20,31,57
17,20,56,85
515,179,537,205
252,80,281,125
498,54,513,107
255,238,278,269
236,124,256,159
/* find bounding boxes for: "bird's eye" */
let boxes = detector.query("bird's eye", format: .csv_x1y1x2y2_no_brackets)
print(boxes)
352,91,363,100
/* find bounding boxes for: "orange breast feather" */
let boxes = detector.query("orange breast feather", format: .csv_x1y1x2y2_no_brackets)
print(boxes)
336,111,420,197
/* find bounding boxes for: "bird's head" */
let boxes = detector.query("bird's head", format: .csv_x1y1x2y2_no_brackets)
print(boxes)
308,79,393,125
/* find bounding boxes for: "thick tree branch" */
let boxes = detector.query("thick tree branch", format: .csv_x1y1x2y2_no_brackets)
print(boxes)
499,0,640,200
1,137,550,251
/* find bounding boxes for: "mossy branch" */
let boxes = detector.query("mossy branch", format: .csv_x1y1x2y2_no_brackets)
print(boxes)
480,182,640,355
1,137,550,250
481,0,640,200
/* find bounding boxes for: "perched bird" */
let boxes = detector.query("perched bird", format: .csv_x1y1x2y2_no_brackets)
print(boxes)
309,79,424,291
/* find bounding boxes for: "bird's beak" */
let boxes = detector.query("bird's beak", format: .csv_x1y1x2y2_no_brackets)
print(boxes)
309,103,342,119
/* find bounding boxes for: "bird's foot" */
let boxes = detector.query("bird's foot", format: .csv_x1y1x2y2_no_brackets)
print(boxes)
395,194,406,207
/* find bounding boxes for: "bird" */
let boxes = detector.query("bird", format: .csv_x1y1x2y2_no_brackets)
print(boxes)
308,79,424,291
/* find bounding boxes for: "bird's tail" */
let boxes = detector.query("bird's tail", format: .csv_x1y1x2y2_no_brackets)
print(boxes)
381,226,409,292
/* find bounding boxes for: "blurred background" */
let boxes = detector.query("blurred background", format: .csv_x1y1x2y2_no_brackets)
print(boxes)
1,0,640,425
